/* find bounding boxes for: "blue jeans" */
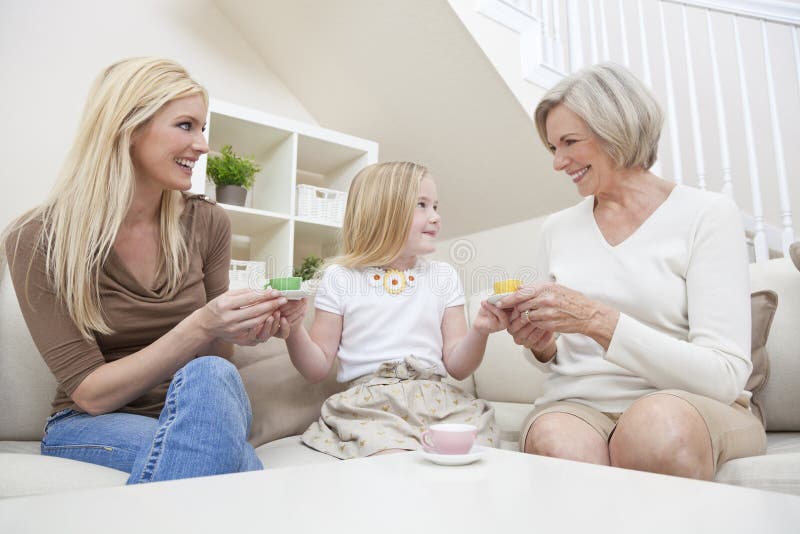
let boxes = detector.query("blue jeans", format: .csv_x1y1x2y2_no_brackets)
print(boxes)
41,356,263,484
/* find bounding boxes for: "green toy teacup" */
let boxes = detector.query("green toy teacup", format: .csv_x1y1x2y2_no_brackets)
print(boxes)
265,277,302,291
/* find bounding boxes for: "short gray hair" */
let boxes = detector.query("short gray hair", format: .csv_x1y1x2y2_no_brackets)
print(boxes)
534,63,663,170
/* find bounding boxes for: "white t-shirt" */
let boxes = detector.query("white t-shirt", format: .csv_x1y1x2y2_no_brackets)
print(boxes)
315,260,465,382
528,185,752,412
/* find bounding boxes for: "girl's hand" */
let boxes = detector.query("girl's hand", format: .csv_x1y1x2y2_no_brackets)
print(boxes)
273,298,308,340
472,300,510,336
196,288,287,345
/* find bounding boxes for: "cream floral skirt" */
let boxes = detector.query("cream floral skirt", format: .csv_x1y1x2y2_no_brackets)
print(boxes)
302,356,498,459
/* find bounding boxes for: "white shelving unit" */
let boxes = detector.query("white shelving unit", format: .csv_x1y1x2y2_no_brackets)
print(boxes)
190,99,378,277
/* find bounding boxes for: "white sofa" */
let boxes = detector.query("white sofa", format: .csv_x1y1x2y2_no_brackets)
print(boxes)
2,258,799,498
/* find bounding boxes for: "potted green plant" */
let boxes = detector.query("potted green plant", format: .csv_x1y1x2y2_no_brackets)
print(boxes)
206,144,261,206
293,255,323,281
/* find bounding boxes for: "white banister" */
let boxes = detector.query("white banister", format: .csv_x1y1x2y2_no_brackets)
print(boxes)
599,0,611,60
566,0,584,71
637,0,660,176
794,26,800,94
617,0,631,67
637,0,653,86
733,16,769,262
587,0,600,64
551,0,564,72
506,0,534,14
541,0,553,66
681,5,706,190
706,9,734,197
659,2,683,184
761,20,795,255
663,0,800,25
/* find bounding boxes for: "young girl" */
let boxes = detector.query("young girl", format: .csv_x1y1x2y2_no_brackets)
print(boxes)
283,162,506,458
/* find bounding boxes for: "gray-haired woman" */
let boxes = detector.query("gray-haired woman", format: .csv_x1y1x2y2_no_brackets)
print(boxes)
499,63,765,480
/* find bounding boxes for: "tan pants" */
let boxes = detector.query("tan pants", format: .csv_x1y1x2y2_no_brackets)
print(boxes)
520,389,766,473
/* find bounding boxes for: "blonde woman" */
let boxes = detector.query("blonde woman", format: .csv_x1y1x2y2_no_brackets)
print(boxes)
500,63,765,479
281,162,504,458
2,58,300,483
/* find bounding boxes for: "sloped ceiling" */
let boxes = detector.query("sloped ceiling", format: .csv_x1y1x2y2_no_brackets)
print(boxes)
214,0,577,239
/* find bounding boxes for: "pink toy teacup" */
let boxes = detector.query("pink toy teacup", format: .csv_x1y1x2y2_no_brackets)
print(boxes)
421,423,478,455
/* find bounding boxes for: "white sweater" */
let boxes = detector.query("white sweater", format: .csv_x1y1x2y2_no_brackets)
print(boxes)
529,185,752,412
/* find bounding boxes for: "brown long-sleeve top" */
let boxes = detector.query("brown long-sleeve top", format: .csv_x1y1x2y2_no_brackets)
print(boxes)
5,194,231,417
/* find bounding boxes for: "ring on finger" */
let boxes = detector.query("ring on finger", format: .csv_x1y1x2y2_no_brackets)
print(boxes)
522,309,531,323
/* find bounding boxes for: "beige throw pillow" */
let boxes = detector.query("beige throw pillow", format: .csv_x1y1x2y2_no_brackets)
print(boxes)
747,290,778,426
235,341,345,448
233,295,348,448
790,242,800,272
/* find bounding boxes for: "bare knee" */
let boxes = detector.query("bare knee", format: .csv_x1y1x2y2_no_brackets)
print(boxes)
609,394,713,480
525,413,609,466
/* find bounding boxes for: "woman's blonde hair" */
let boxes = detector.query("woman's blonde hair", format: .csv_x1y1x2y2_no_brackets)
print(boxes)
326,161,429,270
534,62,663,170
3,57,208,338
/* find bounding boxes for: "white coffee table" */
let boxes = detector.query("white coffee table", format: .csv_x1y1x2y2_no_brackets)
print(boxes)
1,448,798,533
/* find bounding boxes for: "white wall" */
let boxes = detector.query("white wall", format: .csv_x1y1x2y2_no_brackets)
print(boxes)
431,214,548,297
0,0,316,230
448,0,545,115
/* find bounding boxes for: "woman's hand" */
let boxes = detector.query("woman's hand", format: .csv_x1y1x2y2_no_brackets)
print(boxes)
273,298,308,340
194,288,288,346
499,283,619,350
472,300,511,336
507,305,557,358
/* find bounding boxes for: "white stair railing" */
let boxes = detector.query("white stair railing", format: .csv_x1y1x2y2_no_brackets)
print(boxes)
476,0,800,262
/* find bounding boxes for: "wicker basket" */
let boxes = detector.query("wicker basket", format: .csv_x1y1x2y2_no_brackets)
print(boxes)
228,260,266,290
296,184,347,225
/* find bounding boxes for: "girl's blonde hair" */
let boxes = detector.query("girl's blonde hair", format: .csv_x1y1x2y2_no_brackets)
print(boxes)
326,161,429,270
2,57,208,338
534,62,663,170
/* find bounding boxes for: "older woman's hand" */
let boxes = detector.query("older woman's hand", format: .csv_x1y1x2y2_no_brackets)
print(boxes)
506,305,557,359
499,283,619,350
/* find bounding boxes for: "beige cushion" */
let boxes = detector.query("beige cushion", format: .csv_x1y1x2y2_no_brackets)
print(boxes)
750,258,800,430
708,453,800,495
0,441,41,454
0,453,127,498
747,290,778,426
0,266,57,441
488,400,537,445
254,435,338,469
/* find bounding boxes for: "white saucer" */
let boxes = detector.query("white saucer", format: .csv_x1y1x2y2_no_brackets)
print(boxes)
419,446,486,466
277,287,314,300
487,292,513,306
